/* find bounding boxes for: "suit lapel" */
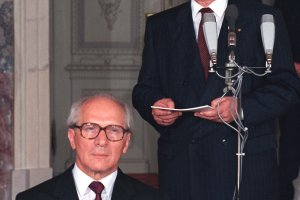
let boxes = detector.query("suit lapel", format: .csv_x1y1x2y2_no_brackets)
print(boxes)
52,166,79,200
32,166,78,200
198,22,229,105
170,3,207,99
111,169,136,200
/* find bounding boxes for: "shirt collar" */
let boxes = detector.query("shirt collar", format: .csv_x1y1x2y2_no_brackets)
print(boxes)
72,163,118,199
98,169,118,199
191,0,228,19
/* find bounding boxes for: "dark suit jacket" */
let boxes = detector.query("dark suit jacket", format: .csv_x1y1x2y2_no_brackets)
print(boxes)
16,166,163,200
132,0,300,200
275,0,300,62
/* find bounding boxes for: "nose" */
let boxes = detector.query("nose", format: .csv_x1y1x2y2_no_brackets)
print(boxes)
94,129,108,146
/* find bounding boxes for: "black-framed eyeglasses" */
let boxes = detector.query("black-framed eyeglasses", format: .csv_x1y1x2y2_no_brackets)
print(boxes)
71,122,129,142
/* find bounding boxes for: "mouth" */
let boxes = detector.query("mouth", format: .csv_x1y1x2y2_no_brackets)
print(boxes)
92,153,109,158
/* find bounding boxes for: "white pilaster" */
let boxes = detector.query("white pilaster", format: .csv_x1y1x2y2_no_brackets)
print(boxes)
12,0,52,199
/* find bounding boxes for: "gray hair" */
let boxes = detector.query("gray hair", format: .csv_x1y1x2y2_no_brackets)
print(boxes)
66,93,133,130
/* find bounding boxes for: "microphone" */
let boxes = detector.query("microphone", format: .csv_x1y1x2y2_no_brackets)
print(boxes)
225,4,238,55
203,13,217,72
261,14,275,72
224,4,238,89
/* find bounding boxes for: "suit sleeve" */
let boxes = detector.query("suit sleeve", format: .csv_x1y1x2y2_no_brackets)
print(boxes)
132,17,166,132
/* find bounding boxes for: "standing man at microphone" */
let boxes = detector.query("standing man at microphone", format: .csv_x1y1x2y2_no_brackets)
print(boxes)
132,0,300,200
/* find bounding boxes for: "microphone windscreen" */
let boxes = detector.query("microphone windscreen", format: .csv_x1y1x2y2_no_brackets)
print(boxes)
225,4,238,30
261,14,274,23
203,13,218,55
203,12,216,23
261,14,275,54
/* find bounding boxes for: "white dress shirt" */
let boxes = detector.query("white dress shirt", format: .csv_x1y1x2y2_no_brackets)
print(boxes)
191,0,228,40
72,164,117,200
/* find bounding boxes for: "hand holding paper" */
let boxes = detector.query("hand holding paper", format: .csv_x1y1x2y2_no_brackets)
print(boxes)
194,96,238,123
151,98,182,126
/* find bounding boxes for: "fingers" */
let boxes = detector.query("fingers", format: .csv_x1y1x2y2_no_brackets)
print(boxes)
194,108,222,122
295,62,300,77
153,112,181,125
152,108,181,120
152,98,182,126
195,108,236,123
152,110,182,126
195,97,238,123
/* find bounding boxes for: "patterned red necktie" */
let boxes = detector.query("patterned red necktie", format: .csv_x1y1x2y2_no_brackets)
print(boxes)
89,181,105,200
198,8,213,80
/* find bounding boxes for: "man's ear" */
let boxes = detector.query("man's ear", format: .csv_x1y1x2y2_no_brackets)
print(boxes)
122,133,131,154
68,128,76,150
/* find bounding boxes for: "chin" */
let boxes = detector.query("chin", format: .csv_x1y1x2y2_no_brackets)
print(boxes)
92,162,112,171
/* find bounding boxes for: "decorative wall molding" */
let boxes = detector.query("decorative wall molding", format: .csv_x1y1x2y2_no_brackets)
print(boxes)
97,0,122,30
163,0,188,9
66,64,140,71
72,0,144,55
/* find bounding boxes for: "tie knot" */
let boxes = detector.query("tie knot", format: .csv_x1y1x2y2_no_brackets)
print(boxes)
89,181,105,195
200,7,213,14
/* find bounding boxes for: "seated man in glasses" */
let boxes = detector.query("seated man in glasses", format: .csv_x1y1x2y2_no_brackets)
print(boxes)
16,93,164,200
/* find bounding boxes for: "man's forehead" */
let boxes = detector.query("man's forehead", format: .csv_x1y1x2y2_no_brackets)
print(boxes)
82,97,121,109
79,98,125,119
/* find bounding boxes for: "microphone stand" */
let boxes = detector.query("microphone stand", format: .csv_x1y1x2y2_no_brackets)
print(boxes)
223,51,245,200
217,53,272,199
215,8,274,200
236,77,244,200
